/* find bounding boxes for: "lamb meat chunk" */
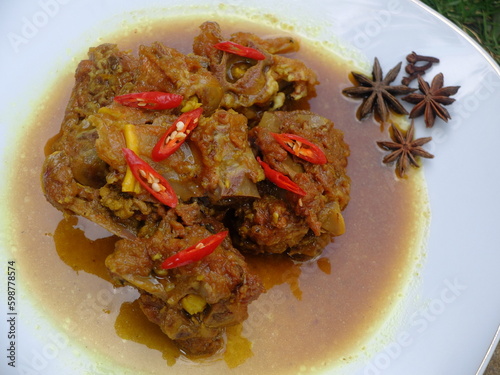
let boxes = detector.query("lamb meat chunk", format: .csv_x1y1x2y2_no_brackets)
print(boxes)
49,44,139,173
192,21,318,112
232,110,350,258
252,110,350,210
47,41,224,192
41,43,179,237
64,127,108,189
105,202,264,355
43,106,185,239
136,42,223,114
43,103,270,240
42,38,235,239
232,195,309,254
93,105,264,203
233,194,339,259
138,293,221,355
190,109,265,202
42,151,136,239
58,43,139,125
92,104,204,202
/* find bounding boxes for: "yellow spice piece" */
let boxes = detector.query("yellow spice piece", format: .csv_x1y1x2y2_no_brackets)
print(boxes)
122,124,142,194
181,96,203,113
151,253,162,261
98,107,122,118
181,294,207,315
333,211,346,236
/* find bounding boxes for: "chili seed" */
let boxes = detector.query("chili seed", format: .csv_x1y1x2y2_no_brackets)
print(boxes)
176,121,185,131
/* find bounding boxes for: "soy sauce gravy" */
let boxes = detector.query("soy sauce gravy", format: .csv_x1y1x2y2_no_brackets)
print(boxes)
10,16,429,375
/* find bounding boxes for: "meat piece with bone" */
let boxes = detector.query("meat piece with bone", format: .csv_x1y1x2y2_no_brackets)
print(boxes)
232,110,350,259
193,21,318,113
105,202,263,355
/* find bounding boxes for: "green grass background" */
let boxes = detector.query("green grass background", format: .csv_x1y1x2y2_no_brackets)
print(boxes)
420,0,500,63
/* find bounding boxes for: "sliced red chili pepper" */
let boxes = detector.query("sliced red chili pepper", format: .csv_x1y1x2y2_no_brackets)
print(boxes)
271,133,328,164
152,107,203,162
114,91,183,110
122,148,178,207
161,231,228,270
256,157,306,196
213,41,266,60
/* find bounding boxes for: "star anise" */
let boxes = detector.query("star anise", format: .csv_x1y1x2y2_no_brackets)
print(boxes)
342,57,416,122
402,73,460,128
377,123,434,177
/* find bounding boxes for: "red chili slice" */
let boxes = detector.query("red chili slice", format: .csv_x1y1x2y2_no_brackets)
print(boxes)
256,157,306,196
152,107,203,162
122,148,178,207
213,41,266,60
161,231,229,270
271,133,327,164
114,92,183,110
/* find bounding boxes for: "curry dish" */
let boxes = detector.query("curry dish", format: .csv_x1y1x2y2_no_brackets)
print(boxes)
41,21,350,356
14,16,429,374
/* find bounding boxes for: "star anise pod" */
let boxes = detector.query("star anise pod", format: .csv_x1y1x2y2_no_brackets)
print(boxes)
342,57,416,122
402,73,460,128
377,122,434,177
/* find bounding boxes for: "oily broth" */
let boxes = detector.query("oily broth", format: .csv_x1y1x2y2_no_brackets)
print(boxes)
11,16,428,375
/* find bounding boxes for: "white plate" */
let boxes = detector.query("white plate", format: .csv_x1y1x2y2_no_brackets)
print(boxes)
0,1,499,374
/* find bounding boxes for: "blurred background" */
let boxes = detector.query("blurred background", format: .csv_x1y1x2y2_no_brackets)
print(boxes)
421,0,499,63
